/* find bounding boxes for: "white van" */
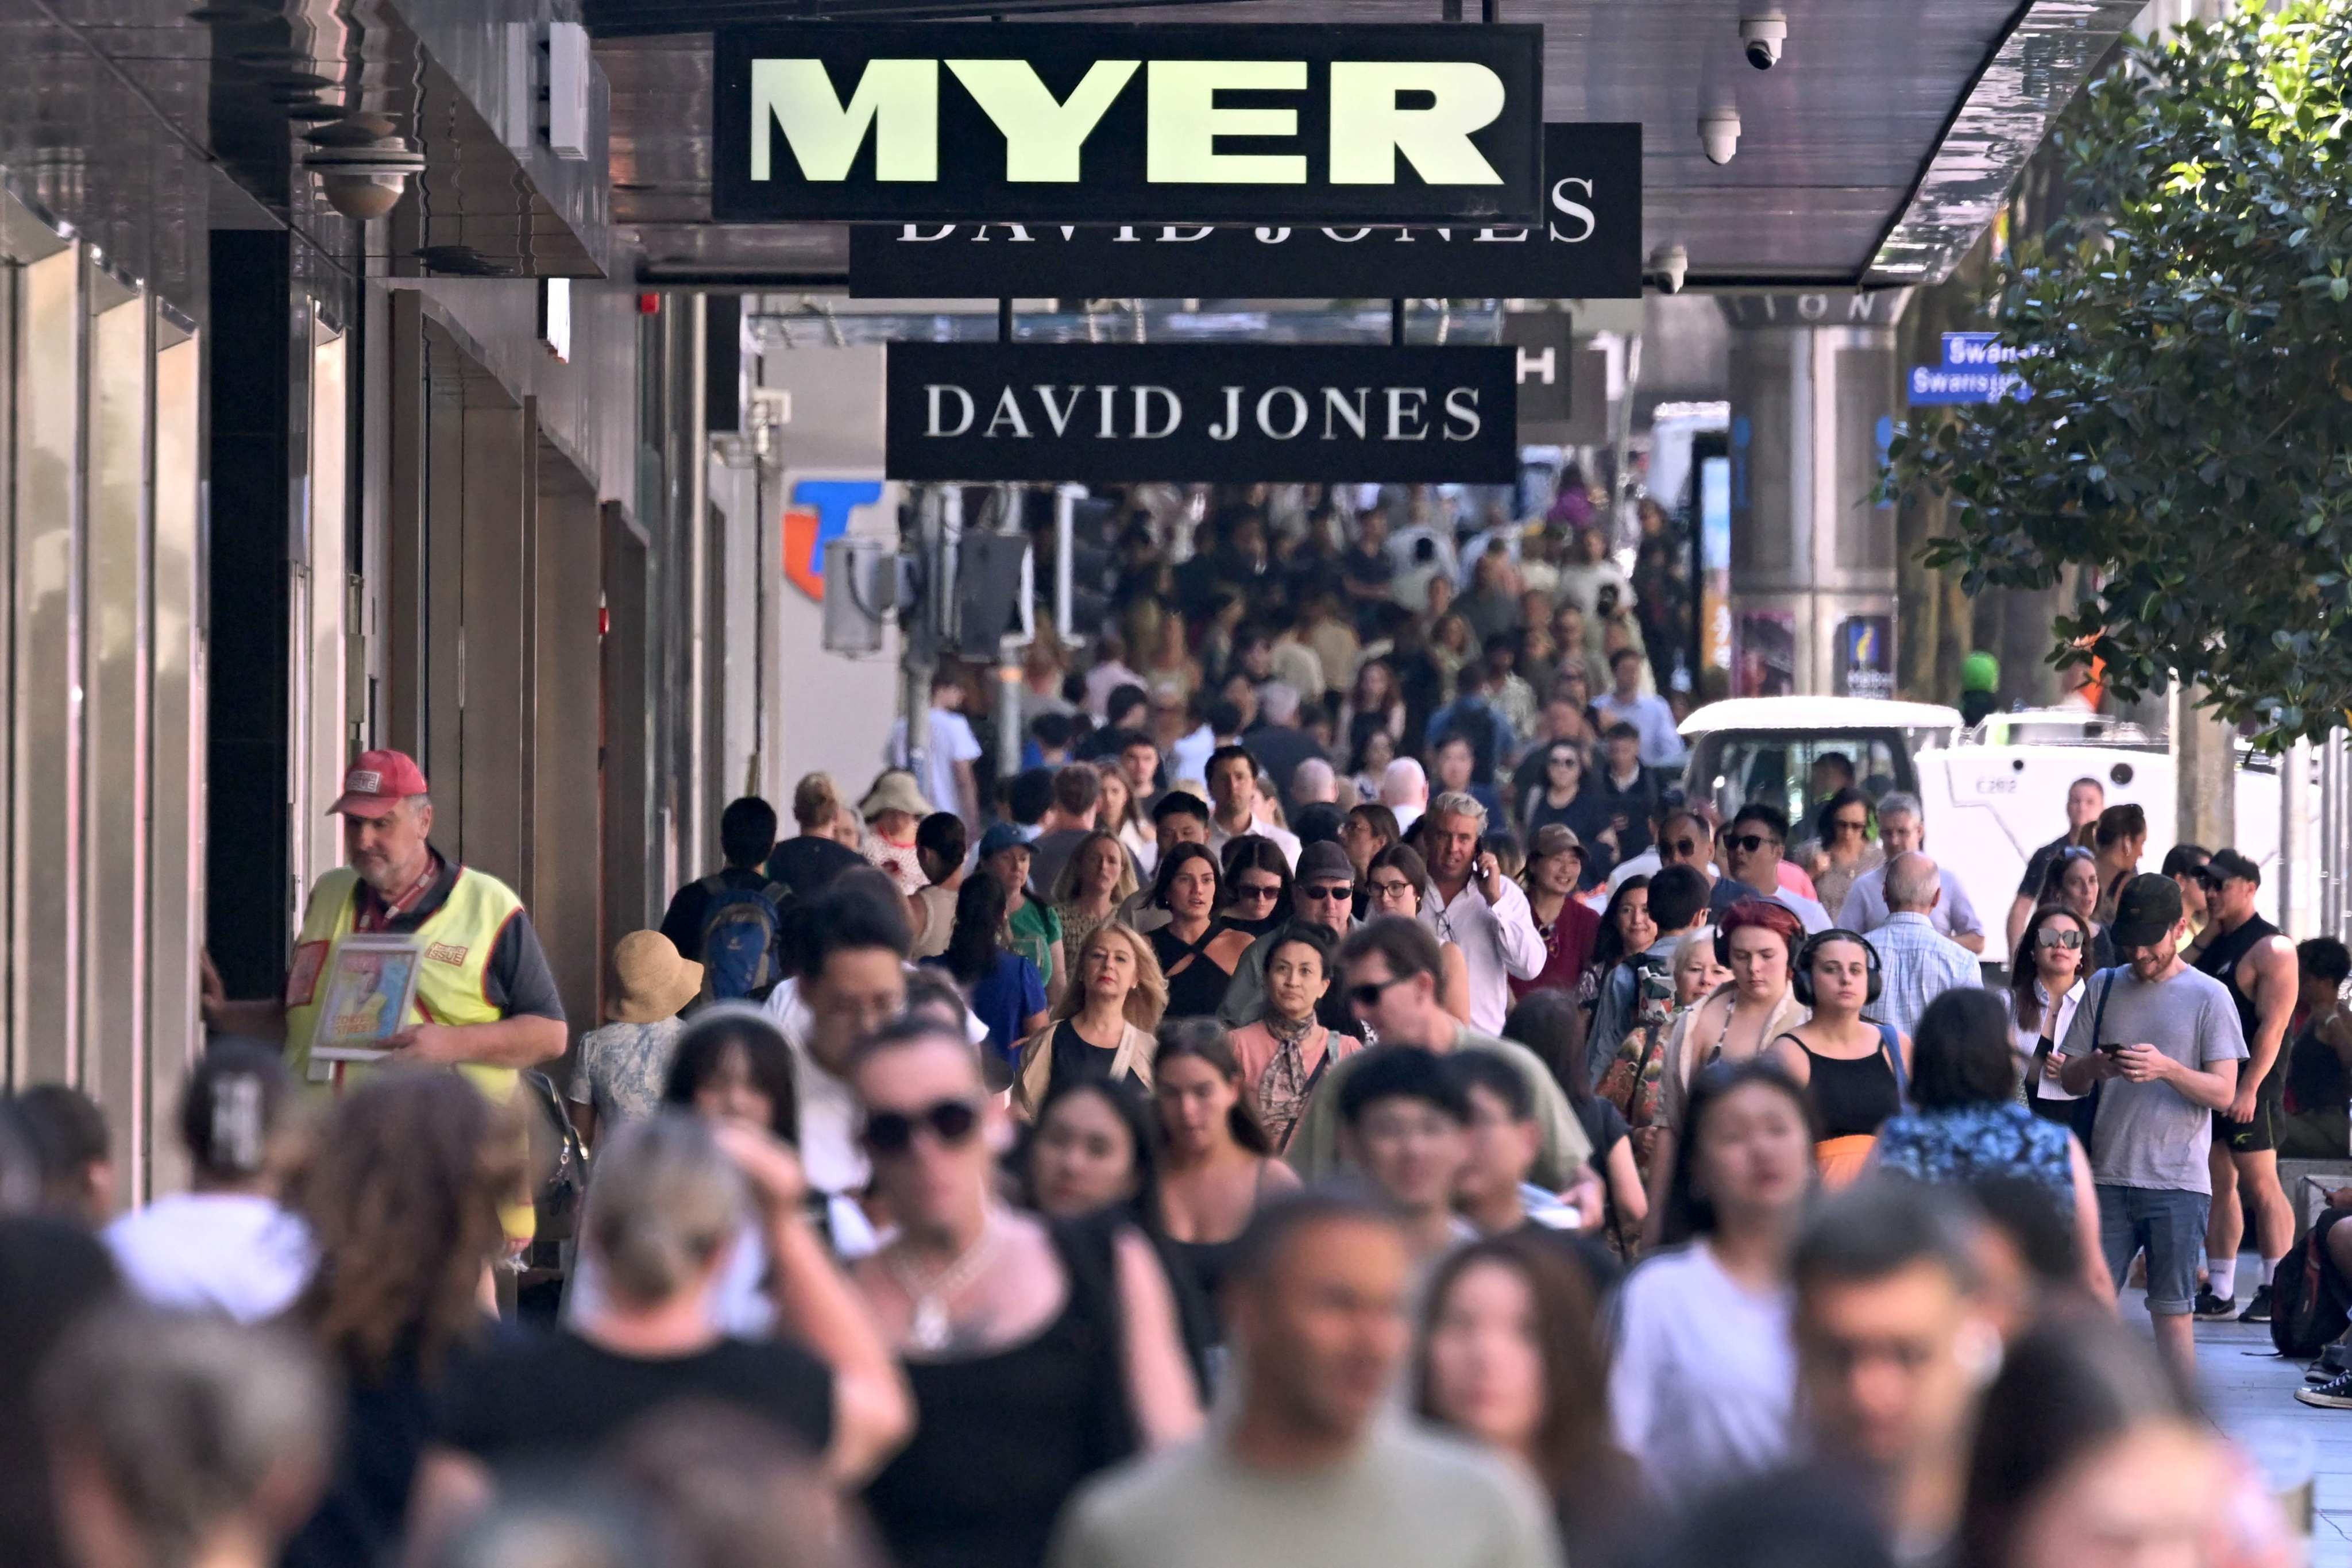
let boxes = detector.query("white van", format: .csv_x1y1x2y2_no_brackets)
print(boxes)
1678,697,2299,967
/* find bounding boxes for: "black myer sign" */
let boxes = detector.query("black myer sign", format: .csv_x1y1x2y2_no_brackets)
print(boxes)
713,23,1544,225
884,343,1517,482
849,123,1642,299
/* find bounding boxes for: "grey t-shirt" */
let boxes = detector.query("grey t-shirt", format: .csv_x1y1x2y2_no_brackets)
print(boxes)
1048,1421,1561,1568
2058,963,2247,1194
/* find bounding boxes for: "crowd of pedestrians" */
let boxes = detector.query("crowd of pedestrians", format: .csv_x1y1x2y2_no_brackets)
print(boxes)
0,481,2336,1568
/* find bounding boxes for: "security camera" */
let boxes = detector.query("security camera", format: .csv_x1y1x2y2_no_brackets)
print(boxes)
303,113,426,219
1741,10,1787,69
1699,107,1741,166
1648,244,1689,295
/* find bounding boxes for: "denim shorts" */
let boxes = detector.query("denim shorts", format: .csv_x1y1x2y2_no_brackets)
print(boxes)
2096,1184,2209,1316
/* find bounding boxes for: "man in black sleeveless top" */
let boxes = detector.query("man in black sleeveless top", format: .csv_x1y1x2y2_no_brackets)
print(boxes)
2188,849,2300,1322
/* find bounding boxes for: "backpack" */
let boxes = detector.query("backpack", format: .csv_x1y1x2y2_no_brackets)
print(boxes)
2271,1208,2352,1360
697,874,788,1001
1597,952,1677,1175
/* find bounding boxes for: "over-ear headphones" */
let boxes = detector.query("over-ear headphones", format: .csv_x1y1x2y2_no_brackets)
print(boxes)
1791,927,1884,1009
1712,902,1803,968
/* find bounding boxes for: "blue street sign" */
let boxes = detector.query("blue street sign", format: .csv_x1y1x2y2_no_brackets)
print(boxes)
1940,331,2030,368
1909,364,2025,404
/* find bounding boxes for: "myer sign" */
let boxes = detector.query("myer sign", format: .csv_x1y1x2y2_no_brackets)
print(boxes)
848,123,1642,298
885,343,1517,482
713,23,1544,224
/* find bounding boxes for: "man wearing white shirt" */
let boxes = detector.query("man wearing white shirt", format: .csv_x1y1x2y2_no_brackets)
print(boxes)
1416,791,1546,1033
1593,647,1685,770
762,876,988,1257
1837,793,1986,953
1206,743,1301,868
884,670,982,828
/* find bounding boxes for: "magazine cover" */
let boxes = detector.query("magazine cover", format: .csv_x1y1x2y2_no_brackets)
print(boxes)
310,934,425,1063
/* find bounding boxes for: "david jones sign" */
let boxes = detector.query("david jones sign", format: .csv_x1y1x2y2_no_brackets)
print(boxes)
713,24,1544,224
884,343,1517,483
848,123,1643,299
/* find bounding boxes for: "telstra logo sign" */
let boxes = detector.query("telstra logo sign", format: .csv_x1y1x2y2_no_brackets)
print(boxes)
781,476,889,601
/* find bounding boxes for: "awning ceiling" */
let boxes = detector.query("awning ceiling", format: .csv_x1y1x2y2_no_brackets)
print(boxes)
594,0,2141,291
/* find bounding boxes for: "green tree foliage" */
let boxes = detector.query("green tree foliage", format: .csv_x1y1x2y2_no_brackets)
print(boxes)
1887,1,2352,743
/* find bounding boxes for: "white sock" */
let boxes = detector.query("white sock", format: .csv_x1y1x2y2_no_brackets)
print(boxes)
2207,1257,2237,1299
2262,1254,2288,1282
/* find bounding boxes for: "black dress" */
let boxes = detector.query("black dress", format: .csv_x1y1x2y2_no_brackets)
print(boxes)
864,1219,1136,1568
1153,924,1238,1020
1047,1020,1138,1099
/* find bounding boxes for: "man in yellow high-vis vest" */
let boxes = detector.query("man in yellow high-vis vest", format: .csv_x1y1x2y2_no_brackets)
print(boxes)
201,748,567,1103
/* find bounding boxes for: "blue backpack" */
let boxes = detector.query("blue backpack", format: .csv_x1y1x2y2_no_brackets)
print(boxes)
697,875,788,1001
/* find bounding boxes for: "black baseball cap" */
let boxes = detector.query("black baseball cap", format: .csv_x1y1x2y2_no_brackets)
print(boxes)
2110,872,2185,950
2197,848,2262,887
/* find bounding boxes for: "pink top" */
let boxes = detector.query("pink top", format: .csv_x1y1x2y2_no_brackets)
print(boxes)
1229,1020,1368,1152
1229,1019,1361,1084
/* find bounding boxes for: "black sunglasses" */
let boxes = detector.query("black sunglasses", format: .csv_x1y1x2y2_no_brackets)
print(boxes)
862,1098,981,1156
1663,836,1703,856
1234,880,1284,901
1346,974,1414,1010
1729,833,1782,853
1300,884,1353,902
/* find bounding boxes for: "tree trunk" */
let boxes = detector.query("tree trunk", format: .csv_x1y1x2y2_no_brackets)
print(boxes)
2175,682,2237,852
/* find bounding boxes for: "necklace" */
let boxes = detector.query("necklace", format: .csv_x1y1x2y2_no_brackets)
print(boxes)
887,1210,1002,1353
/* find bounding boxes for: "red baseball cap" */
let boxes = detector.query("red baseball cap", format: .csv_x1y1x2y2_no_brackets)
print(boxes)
328,749,429,817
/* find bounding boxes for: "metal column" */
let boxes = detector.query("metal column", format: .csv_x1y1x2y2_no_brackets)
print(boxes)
1718,291,1910,696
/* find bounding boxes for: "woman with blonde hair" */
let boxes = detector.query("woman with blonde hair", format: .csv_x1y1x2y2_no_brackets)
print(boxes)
1049,830,1141,980
1015,922,1169,1115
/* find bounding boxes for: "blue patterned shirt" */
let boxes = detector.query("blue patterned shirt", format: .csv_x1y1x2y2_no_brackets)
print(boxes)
1875,1101,2075,1204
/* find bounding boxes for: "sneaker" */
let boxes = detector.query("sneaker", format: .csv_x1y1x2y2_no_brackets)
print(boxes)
2296,1369,2352,1409
2193,1288,2238,1319
2240,1285,2274,1324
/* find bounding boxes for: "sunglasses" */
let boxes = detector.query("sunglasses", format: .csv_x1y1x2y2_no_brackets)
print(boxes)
1729,833,1782,854
1662,837,1703,857
1346,974,1414,1010
1300,884,1353,903
1831,817,1868,833
862,1098,982,1156
1234,880,1284,902
2034,928,2085,951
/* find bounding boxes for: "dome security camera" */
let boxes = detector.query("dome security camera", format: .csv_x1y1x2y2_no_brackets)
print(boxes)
303,113,426,220
1741,10,1788,69
1699,107,1742,166
1648,244,1689,295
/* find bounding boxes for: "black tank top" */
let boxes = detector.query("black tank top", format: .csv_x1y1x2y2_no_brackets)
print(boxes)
1153,924,1236,1019
1789,1028,1905,1140
863,1218,1134,1568
2195,912,2278,1045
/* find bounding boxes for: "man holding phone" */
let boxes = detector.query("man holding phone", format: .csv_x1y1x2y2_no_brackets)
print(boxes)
2057,873,2247,1374
1416,791,1546,1034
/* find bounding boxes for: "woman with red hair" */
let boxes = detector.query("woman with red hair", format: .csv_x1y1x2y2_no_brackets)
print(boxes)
1640,898,1809,1247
